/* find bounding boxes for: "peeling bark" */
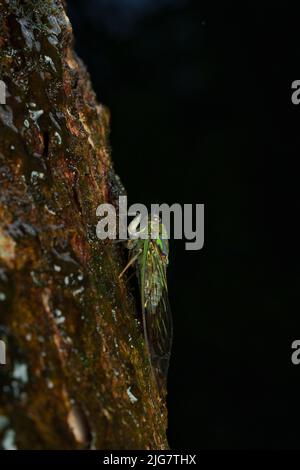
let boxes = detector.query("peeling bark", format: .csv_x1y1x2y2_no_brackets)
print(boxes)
0,0,168,450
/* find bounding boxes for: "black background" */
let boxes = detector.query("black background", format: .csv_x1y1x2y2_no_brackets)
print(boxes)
67,1,300,449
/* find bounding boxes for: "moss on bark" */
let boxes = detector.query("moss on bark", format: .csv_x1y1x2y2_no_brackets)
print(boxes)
0,0,168,450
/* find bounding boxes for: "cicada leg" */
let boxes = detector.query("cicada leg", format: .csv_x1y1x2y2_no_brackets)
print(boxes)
118,249,142,279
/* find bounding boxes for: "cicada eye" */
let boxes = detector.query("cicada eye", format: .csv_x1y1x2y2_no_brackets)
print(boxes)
152,214,160,223
128,213,148,239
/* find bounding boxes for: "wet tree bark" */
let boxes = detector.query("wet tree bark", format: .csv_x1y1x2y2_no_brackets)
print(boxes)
0,0,168,450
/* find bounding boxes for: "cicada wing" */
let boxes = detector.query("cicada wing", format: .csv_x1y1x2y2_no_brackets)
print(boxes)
146,284,173,392
140,240,173,392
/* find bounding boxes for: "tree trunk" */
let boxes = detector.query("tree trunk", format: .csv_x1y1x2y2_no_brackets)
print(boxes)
0,0,168,450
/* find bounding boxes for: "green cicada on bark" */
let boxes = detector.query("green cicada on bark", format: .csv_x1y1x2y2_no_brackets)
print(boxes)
120,214,173,393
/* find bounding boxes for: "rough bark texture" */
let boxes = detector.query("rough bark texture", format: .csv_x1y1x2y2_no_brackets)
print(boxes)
0,0,168,450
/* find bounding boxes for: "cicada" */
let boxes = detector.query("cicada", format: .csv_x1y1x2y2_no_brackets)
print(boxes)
119,213,173,392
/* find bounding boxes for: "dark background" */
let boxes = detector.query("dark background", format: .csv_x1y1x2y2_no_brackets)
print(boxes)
68,1,300,449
